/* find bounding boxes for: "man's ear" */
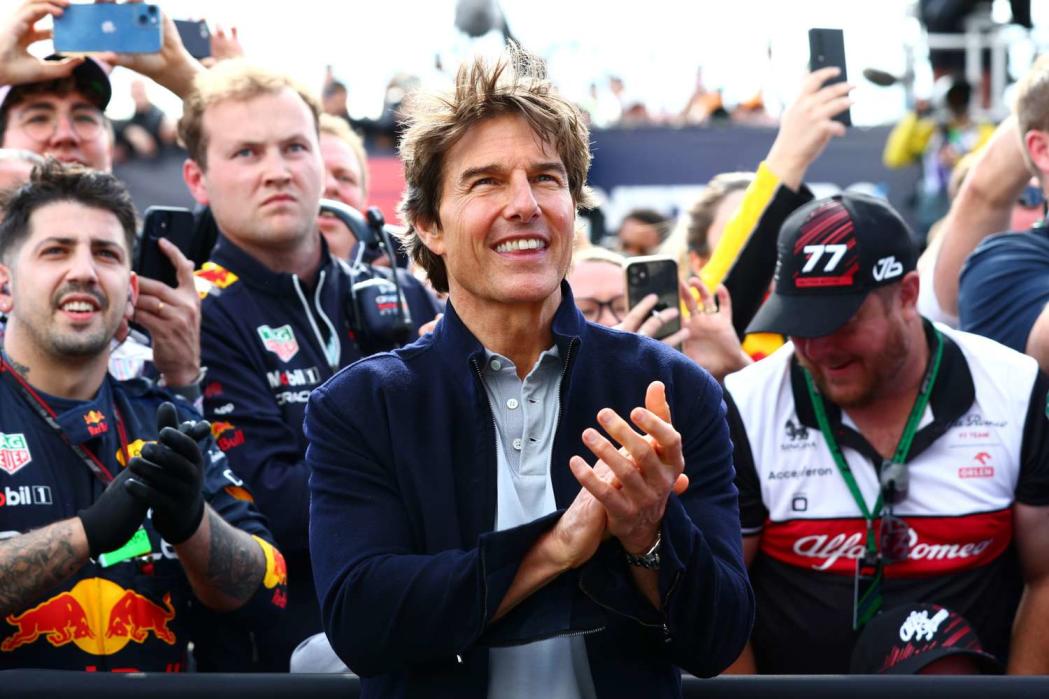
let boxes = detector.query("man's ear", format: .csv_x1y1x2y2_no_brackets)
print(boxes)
125,272,140,322
182,158,210,206
899,270,921,318
1025,130,1049,177
0,263,12,314
414,218,445,257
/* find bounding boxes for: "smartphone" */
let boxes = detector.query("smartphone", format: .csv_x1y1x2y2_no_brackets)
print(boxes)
624,255,680,340
808,28,851,127
53,4,162,54
135,207,196,287
174,19,211,60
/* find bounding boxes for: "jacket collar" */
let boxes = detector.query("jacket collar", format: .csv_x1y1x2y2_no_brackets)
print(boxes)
432,280,587,369
210,233,336,296
790,318,974,464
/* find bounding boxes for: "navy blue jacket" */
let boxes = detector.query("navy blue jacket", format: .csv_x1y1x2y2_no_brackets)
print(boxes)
306,283,754,697
0,369,285,671
198,235,441,558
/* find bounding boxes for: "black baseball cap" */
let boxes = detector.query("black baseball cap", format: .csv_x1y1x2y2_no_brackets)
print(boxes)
0,55,112,116
849,603,1002,675
747,192,917,338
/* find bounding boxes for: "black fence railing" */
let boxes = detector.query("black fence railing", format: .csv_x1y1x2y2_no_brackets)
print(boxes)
3,671,1048,698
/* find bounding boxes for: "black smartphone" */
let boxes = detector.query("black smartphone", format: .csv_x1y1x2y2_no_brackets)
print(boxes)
135,207,196,287
808,28,851,127
624,255,680,340
174,19,212,60
53,4,162,54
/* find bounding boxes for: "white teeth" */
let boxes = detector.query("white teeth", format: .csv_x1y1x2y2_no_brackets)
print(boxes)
495,238,546,253
62,301,94,312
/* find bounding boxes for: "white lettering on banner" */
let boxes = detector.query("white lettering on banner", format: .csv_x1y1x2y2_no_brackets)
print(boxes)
793,528,993,571
899,608,949,642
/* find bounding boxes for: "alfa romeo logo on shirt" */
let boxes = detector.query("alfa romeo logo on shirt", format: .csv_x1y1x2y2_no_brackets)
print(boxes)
257,324,300,363
0,433,32,476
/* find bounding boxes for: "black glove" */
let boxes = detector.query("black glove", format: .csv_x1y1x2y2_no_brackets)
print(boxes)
125,402,210,545
78,468,149,559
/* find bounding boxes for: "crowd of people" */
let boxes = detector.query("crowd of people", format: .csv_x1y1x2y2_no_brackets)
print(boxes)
0,0,1047,695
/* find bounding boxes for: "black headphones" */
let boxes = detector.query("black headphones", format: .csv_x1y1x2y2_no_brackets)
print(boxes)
318,199,413,350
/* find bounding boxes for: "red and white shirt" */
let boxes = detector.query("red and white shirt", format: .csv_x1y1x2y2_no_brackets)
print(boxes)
724,322,1049,673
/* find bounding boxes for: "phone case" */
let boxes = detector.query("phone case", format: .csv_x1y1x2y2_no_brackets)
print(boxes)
808,28,851,127
53,4,162,54
625,255,681,340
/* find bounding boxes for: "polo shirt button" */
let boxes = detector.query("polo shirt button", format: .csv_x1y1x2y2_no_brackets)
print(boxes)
512,438,523,450
490,359,502,371
506,398,519,410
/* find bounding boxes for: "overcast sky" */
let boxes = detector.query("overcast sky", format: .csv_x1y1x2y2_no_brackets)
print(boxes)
15,0,1049,126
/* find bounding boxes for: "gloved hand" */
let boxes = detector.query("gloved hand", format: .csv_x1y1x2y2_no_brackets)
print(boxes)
125,402,211,545
78,468,149,559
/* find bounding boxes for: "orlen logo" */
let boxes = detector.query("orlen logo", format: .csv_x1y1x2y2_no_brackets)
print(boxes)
0,485,51,507
958,451,995,479
793,529,992,571
2,578,175,654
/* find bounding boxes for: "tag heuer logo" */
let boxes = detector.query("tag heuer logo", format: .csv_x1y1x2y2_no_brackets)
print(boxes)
0,433,32,476
257,324,300,363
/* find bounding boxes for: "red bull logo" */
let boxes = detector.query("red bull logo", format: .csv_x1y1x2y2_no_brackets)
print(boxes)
0,432,32,476
1,592,93,651
83,410,108,437
105,591,175,645
254,536,288,609
210,421,245,451
2,579,176,655
195,262,239,299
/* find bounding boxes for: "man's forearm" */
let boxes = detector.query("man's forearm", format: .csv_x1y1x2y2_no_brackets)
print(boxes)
0,519,88,616
492,528,571,622
1008,581,1049,673
174,507,265,612
933,117,1031,316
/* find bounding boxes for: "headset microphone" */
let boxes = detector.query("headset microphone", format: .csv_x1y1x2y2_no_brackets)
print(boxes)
318,199,413,349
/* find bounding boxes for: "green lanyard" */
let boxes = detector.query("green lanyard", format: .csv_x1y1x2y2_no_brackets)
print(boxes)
802,328,944,556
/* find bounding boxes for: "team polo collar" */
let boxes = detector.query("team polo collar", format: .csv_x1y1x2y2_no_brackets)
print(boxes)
789,319,975,465
209,233,337,296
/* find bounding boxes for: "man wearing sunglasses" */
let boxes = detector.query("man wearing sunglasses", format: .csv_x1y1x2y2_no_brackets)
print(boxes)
723,192,1049,675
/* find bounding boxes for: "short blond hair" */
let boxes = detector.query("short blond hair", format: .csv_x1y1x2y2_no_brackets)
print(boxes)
178,59,321,169
318,113,368,196
396,46,594,293
1015,54,1049,175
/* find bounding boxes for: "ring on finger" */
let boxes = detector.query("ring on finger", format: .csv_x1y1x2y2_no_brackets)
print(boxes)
157,300,165,314
702,303,717,314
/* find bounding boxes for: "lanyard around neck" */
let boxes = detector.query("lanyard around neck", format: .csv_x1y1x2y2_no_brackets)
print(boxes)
0,355,129,485
802,328,944,553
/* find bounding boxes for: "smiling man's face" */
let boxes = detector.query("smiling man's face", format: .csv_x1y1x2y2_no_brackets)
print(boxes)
415,113,576,316
1,200,136,362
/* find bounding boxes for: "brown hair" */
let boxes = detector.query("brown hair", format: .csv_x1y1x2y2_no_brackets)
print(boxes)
396,46,594,293
318,113,368,195
0,158,136,263
686,172,753,258
178,59,321,170
1015,54,1049,174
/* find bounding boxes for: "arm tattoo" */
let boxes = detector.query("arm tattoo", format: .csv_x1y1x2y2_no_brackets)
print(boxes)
0,520,84,616
205,510,265,603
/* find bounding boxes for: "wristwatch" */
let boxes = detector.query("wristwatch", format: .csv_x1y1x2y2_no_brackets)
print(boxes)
624,533,661,569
